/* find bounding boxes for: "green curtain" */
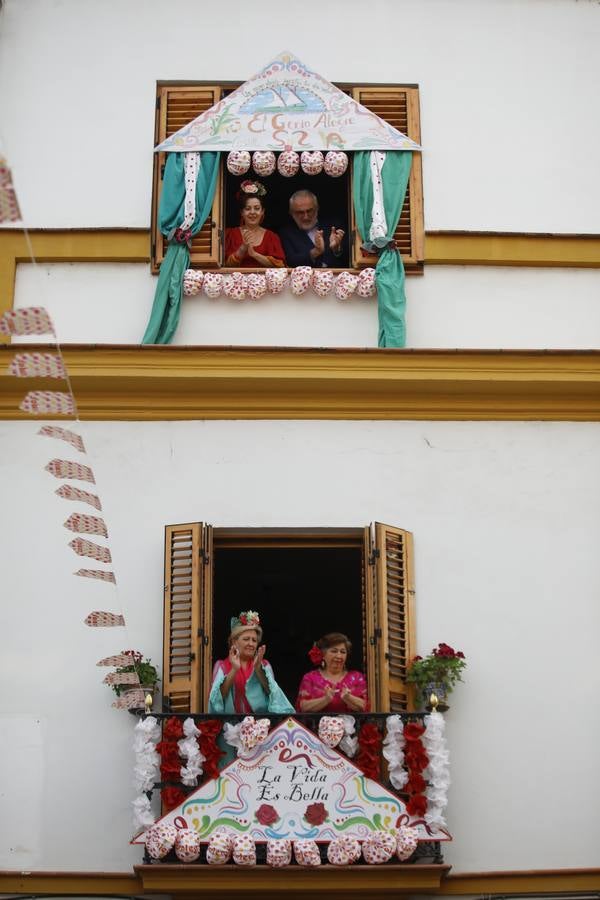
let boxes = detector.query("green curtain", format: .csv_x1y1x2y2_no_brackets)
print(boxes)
142,151,220,344
353,151,412,348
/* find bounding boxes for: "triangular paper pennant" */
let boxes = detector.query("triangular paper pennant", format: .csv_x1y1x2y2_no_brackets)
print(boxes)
0,155,21,223
56,485,101,509
103,671,140,686
76,569,116,584
156,51,421,153
39,426,86,453
97,653,134,667
64,512,108,538
69,538,112,563
20,391,74,416
133,717,451,844
84,611,125,627
46,459,95,483
112,689,146,709
9,353,66,379
0,307,54,336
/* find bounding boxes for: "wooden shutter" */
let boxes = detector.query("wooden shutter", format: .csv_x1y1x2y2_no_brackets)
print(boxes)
351,87,424,274
369,522,416,712
163,522,213,713
151,85,223,273
363,526,379,711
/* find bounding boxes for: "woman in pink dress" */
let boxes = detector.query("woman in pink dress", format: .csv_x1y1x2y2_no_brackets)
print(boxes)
296,632,369,714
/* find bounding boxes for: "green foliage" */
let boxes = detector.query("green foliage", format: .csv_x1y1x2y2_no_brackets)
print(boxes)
110,650,159,697
406,642,467,696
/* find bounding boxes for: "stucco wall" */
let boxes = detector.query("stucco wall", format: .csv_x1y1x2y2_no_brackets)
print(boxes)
0,0,599,232
1,419,599,871
13,262,600,348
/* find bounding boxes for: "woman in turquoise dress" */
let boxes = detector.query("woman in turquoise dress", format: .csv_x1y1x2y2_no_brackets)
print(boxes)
208,610,294,715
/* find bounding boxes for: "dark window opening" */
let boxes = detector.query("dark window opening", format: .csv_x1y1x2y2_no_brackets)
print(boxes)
212,546,363,703
224,169,351,268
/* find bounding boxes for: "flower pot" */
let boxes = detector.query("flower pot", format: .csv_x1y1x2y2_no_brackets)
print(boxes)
422,683,449,712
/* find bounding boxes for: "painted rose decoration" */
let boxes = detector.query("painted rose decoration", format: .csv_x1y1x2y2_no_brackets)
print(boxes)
255,803,280,826
304,801,328,826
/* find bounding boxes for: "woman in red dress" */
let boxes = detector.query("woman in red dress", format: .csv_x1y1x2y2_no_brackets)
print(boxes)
225,180,286,268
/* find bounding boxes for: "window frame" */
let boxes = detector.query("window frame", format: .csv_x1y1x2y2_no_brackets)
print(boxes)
151,81,424,276
162,523,416,715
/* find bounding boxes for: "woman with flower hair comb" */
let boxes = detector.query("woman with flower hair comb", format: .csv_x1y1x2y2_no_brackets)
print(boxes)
208,610,294,714
296,632,368,713
224,181,286,268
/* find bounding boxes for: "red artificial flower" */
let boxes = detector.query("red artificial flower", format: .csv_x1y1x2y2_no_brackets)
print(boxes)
304,802,328,826
403,722,426,741
405,747,429,772
162,786,187,812
255,803,280,826
163,716,184,740
198,719,224,781
200,719,223,740
240,614,248,625
356,723,383,781
406,794,428,817
405,773,427,794
156,741,180,763
456,651,465,659
308,644,323,666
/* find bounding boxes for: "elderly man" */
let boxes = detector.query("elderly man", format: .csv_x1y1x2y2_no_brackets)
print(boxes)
279,190,347,268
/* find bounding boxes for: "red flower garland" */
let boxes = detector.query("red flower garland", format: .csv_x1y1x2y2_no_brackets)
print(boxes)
403,720,429,819
157,716,185,811
356,722,382,781
199,719,224,781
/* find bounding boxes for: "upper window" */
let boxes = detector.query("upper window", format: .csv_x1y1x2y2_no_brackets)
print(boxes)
151,83,423,275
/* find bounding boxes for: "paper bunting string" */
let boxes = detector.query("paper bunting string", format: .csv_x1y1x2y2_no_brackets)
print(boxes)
75,568,115,583
112,690,146,710
97,653,134,667
55,484,101,509
9,352,66,379
38,426,86,453
0,156,21,223
20,391,74,416
0,307,54,336
46,459,95,483
69,538,112,563
63,512,108,538
103,671,141,686
84,611,125,627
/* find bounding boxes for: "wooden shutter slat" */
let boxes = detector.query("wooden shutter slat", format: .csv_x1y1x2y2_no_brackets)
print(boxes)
373,522,416,712
163,522,203,713
152,86,223,273
351,87,424,274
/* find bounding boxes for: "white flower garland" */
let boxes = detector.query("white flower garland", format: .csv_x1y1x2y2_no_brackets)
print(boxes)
383,715,408,790
178,717,205,786
132,715,161,831
422,710,450,828
338,715,358,758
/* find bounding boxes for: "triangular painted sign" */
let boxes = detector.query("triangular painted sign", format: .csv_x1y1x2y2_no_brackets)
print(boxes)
133,718,450,843
156,52,421,153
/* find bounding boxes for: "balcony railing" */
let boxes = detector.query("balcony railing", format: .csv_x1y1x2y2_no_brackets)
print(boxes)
133,711,446,865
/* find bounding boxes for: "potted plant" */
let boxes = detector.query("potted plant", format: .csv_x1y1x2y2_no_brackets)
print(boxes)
111,649,159,701
406,642,466,710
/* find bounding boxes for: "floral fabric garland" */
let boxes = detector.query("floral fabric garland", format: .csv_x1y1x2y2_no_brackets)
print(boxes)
132,715,161,831
422,709,450,828
403,721,429,818
338,715,358,758
182,266,377,301
156,717,224,811
355,722,382,781
382,714,408,790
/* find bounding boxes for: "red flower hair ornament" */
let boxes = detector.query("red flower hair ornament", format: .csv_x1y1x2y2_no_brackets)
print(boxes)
308,643,324,666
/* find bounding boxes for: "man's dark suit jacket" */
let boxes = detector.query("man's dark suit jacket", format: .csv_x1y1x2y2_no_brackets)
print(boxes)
279,222,349,268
